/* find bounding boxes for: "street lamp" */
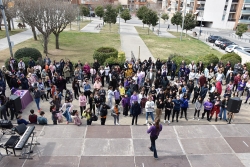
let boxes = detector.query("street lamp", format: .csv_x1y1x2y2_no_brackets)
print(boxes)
180,0,187,41
198,17,204,39
0,0,13,57
158,12,162,36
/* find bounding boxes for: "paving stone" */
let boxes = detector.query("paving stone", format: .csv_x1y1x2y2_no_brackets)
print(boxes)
131,126,177,139
133,139,184,156
38,125,86,138
80,156,135,167
216,124,250,137
36,138,83,156
175,125,221,139
134,155,190,167
82,138,133,156
236,153,250,167
224,137,250,153
181,138,233,154
188,154,245,167
0,156,25,167
23,156,79,167
85,126,131,138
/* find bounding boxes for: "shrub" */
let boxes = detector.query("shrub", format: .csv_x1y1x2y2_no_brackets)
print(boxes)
93,47,118,65
202,54,219,67
14,47,42,61
104,51,126,68
170,55,191,67
220,53,241,68
245,62,250,72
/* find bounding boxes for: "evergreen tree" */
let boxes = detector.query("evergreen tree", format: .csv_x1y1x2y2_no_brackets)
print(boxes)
136,6,149,27
95,6,104,19
182,13,196,36
103,5,118,31
171,12,182,32
142,9,159,35
161,13,169,24
236,23,248,38
80,5,89,17
121,9,131,23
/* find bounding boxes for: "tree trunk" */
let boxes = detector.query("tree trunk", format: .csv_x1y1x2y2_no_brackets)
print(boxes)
148,25,150,35
177,25,178,32
109,23,111,32
143,23,144,28
185,30,187,37
0,18,2,30
43,36,48,54
7,19,11,31
125,20,126,23
31,25,37,41
55,33,59,49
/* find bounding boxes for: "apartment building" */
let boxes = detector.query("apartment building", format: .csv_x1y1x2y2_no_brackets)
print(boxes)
164,0,250,30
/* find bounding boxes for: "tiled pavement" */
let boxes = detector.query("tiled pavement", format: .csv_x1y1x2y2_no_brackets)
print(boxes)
1,124,250,167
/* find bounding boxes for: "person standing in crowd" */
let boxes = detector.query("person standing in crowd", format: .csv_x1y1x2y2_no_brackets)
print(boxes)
79,92,87,118
164,98,173,124
180,95,189,121
131,101,141,125
209,96,221,122
122,94,130,116
193,96,202,120
172,95,182,122
147,118,162,160
84,80,91,100
107,86,114,108
202,98,213,121
155,98,164,120
33,86,41,112
145,96,155,124
100,103,110,125
111,104,120,125
237,79,246,98
82,108,93,125
72,78,80,100
219,96,229,121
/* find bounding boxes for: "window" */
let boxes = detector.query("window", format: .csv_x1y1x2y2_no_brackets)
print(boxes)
222,14,225,20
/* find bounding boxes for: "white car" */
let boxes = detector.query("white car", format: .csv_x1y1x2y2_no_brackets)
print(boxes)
233,46,250,54
225,45,238,53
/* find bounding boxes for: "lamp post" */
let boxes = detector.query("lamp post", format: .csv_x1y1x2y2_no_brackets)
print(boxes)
118,8,120,34
0,0,13,57
158,12,161,36
180,0,187,41
198,17,204,39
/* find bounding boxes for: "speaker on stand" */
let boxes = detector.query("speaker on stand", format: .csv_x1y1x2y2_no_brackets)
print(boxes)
227,97,242,124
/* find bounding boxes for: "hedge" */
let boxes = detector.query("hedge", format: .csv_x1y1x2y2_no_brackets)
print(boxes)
105,51,126,68
202,54,219,67
245,62,250,72
93,47,118,65
14,47,42,61
170,55,191,67
220,53,241,68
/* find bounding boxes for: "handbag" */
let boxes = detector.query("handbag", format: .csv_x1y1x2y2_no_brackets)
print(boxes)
111,112,116,117
91,115,98,121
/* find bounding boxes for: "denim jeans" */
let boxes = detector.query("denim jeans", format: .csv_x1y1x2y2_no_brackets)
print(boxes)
219,108,227,120
34,98,40,110
149,136,158,158
146,112,154,122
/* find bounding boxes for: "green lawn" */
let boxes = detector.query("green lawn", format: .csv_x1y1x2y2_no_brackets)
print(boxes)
0,28,27,39
0,23,120,64
135,27,223,60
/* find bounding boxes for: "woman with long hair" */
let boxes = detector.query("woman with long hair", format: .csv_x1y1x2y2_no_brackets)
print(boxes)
147,118,162,159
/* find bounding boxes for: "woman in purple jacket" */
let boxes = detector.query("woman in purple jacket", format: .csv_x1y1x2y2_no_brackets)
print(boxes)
201,98,213,121
237,79,246,98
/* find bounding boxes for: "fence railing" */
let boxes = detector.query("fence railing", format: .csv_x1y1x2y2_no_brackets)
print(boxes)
131,51,136,61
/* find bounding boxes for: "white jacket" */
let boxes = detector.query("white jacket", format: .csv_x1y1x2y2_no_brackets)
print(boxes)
189,72,196,80
145,101,154,112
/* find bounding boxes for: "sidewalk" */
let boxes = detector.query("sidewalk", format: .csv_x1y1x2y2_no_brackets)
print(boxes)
0,29,33,51
120,23,155,61
80,19,103,33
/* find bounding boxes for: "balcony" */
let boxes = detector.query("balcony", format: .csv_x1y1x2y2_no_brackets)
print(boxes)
230,9,236,12
239,19,250,23
228,18,236,21
196,7,204,10
232,0,239,3
134,0,147,5
241,10,250,14
197,0,206,4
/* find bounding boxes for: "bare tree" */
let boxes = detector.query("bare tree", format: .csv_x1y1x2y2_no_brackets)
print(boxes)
16,0,38,40
1,0,17,31
52,2,77,49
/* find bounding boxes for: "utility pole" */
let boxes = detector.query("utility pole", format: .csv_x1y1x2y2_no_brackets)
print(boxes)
180,0,187,41
118,9,120,34
158,13,161,36
0,0,13,57
198,18,203,40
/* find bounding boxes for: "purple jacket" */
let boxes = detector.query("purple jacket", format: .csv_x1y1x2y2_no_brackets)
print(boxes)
124,80,130,88
122,97,130,107
237,82,246,91
203,101,213,110
114,90,120,100
130,95,138,106
147,124,162,137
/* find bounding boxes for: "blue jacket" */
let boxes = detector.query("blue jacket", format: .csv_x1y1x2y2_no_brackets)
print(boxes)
172,99,182,111
171,63,177,71
200,86,208,98
0,79,6,90
181,98,189,108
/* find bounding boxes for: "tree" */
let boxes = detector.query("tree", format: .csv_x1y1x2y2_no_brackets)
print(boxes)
103,5,117,32
95,6,104,19
16,0,38,40
142,9,158,35
80,5,90,17
171,12,182,32
182,13,196,36
136,6,148,27
120,9,131,23
161,13,169,24
116,4,123,13
1,0,17,31
236,23,248,38
52,3,77,49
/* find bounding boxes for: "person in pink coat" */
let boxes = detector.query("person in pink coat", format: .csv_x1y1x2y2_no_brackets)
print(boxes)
216,81,222,95
83,62,90,79
79,92,87,119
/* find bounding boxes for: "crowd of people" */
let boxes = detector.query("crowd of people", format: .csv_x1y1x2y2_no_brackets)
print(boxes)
0,55,249,125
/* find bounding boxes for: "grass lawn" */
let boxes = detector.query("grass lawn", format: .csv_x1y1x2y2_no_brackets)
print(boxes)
135,27,223,61
0,23,120,65
0,28,27,39
64,20,91,31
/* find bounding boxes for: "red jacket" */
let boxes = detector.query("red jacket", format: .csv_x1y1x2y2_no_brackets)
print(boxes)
216,82,222,95
234,76,241,85
199,76,207,87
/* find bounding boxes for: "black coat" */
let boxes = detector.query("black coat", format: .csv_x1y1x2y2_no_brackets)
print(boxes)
131,103,141,116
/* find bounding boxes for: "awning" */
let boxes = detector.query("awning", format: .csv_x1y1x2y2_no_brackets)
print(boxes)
194,11,199,14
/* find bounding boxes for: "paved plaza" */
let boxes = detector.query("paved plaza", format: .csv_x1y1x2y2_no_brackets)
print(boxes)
1,124,250,167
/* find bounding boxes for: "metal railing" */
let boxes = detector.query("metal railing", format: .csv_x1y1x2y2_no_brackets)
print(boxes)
131,51,136,61
228,18,236,21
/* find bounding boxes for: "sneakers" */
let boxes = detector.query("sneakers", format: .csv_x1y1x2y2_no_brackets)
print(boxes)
154,157,159,160
164,120,166,123
198,118,200,121
193,117,195,120
168,120,171,124
146,120,148,124
185,118,188,121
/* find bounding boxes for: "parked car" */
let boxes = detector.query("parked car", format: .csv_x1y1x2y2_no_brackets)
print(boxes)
233,46,250,54
208,35,221,43
215,38,230,46
225,45,239,53
219,41,237,50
